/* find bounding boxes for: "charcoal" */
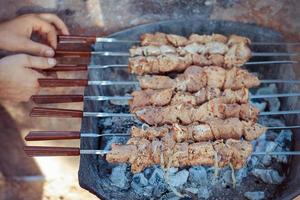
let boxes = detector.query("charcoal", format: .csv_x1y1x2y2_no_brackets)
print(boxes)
244,191,265,200
250,101,267,112
256,84,280,111
185,187,198,194
275,130,292,145
153,183,167,198
149,168,164,185
188,166,208,186
168,169,189,187
235,167,248,184
197,186,210,199
252,169,284,184
132,173,148,187
109,164,130,189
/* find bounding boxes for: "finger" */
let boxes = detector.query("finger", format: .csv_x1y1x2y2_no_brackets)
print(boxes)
38,13,70,35
31,17,58,49
20,38,55,57
21,54,57,69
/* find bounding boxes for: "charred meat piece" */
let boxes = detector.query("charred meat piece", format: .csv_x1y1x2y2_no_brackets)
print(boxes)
138,66,260,91
107,138,253,173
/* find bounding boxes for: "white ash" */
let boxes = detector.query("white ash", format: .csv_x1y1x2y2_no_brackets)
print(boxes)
197,186,210,199
101,84,292,199
109,164,130,189
188,166,208,186
244,191,265,200
256,84,280,111
252,169,285,184
167,169,189,187
251,101,267,112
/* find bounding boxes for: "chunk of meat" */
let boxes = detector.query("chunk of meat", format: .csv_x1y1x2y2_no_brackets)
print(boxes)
140,32,168,46
208,118,243,140
213,140,234,167
188,33,228,44
129,89,173,110
138,75,176,90
106,143,137,163
226,139,253,169
224,43,252,68
243,122,267,141
171,142,189,167
166,34,188,47
188,142,215,166
227,35,251,46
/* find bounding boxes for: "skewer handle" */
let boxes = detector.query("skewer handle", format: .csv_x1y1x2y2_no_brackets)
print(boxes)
55,50,91,58
25,131,81,141
38,78,88,87
30,107,83,118
24,146,80,156
31,95,84,104
42,64,88,72
58,35,96,45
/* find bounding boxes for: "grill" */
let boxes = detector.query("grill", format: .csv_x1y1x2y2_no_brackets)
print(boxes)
24,19,300,199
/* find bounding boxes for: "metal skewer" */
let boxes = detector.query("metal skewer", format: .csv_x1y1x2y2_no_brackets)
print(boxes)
55,50,300,58
31,92,300,104
37,78,300,88
29,107,300,118
44,60,298,72
24,125,300,141
58,35,300,46
23,145,300,157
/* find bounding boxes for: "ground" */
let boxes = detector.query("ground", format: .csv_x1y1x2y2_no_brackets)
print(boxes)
0,0,299,199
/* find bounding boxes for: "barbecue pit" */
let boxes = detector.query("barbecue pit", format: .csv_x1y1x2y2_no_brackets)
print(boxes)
73,19,300,200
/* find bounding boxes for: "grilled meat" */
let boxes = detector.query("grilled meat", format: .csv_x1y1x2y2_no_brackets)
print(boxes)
129,45,250,74
129,33,251,74
133,99,259,125
129,87,248,110
106,138,253,173
138,66,260,92
140,32,249,46
130,118,266,142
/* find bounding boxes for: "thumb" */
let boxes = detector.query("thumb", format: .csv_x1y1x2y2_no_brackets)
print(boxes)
21,38,55,57
23,54,57,69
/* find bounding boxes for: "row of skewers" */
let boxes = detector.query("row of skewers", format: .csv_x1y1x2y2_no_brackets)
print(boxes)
25,32,300,174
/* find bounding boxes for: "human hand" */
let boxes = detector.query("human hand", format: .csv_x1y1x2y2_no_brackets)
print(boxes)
0,13,69,57
0,54,56,102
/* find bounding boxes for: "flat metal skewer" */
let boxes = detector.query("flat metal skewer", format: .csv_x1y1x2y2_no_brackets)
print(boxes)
57,35,300,46
45,60,299,72
55,50,300,58
23,145,300,156
85,79,300,86
23,125,300,141
31,92,300,104
30,107,300,118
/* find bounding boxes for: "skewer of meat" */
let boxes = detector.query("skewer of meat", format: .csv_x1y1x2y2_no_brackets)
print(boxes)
134,98,259,125
139,32,249,47
130,118,266,142
129,87,248,110
128,33,251,74
106,137,253,173
138,66,260,92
